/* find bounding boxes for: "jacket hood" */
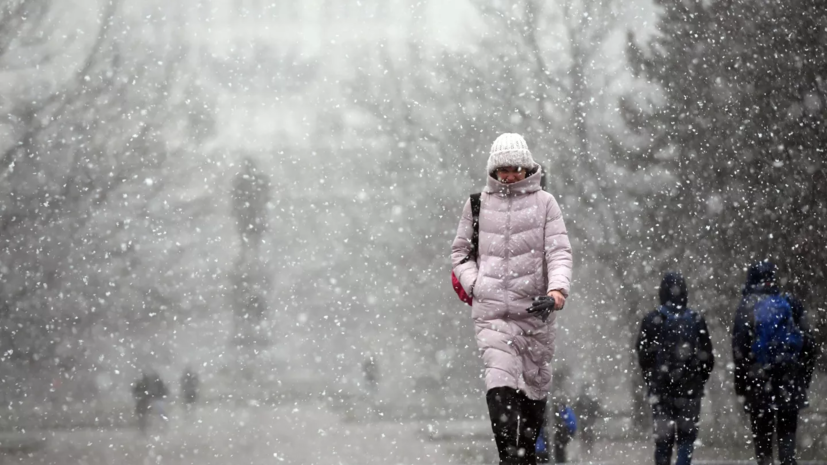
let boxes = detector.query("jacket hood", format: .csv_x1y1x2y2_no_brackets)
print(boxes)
659,271,688,309
484,162,543,196
743,260,779,296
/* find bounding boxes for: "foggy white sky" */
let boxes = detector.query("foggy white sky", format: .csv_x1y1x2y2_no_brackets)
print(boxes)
193,0,658,155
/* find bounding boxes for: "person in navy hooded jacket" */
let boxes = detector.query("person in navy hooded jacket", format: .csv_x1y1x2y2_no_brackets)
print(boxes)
732,260,818,465
637,272,714,465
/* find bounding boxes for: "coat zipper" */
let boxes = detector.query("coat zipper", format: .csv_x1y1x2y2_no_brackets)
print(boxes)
504,188,512,313
516,414,521,448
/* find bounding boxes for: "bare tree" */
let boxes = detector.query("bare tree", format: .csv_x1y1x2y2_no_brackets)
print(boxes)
0,0,217,400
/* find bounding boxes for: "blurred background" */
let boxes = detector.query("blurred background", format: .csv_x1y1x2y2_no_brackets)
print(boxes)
0,0,824,463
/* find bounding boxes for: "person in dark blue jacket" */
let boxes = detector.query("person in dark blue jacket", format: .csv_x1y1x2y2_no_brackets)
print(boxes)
732,261,818,465
637,272,714,465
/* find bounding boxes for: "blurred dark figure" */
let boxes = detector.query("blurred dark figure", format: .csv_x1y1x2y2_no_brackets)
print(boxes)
537,366,574,464
362,355,379,395
230,157,272,346
535,423,550,464
180,366,200,413
231,157,271,248
637,272,714,465
551,397,577,463
574,384,602,456
132,370,169,434
732,261,819,465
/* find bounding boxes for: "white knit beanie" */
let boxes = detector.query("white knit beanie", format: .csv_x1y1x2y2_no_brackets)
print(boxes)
487,133,536,174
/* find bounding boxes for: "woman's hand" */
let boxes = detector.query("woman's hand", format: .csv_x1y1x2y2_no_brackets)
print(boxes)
526,291,566,322
548,290,566,310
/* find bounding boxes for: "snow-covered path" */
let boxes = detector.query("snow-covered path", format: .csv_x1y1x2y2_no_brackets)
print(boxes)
4,402,461,465
5,401,825,465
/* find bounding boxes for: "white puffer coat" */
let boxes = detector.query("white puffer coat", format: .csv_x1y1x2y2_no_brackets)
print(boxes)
451,165,572,400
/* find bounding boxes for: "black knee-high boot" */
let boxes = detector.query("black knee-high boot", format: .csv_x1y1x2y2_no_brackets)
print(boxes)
520,395,548,464
487,387,548,465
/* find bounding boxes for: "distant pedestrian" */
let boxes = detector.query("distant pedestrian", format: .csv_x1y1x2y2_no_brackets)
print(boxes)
451,133,572,465
132,370,169,434
535,424,551,463
574,384,602,455
732,260,818,465
552,398,577,463
180,366,199,412
637,272,714,465
363,355,380,395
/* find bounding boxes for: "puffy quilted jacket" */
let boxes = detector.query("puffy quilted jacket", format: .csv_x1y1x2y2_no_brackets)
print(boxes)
451,165,572,399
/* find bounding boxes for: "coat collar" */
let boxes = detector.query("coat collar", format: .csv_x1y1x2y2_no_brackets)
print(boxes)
483,163,543,196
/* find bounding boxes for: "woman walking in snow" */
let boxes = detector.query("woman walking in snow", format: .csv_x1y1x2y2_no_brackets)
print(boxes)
451,133,573,465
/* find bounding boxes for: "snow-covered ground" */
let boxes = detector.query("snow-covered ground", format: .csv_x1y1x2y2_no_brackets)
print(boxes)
3,401,460,465
3,398,825,465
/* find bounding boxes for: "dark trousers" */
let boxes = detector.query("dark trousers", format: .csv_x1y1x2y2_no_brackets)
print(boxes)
651,397,701,465
487,387,548,465
553,439,568,463
749,403,798,465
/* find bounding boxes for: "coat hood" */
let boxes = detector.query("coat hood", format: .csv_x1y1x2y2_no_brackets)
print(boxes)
484,163,543,196
743,260,779,296
659,271,688,309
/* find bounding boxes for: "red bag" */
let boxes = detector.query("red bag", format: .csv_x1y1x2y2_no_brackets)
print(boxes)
451,194,481,306
452,270,473,306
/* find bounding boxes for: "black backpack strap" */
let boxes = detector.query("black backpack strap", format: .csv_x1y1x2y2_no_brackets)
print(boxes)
459,193,482,265
470,193,481,260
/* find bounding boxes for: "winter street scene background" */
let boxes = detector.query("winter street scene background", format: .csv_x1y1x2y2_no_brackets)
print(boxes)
1,0,825,464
